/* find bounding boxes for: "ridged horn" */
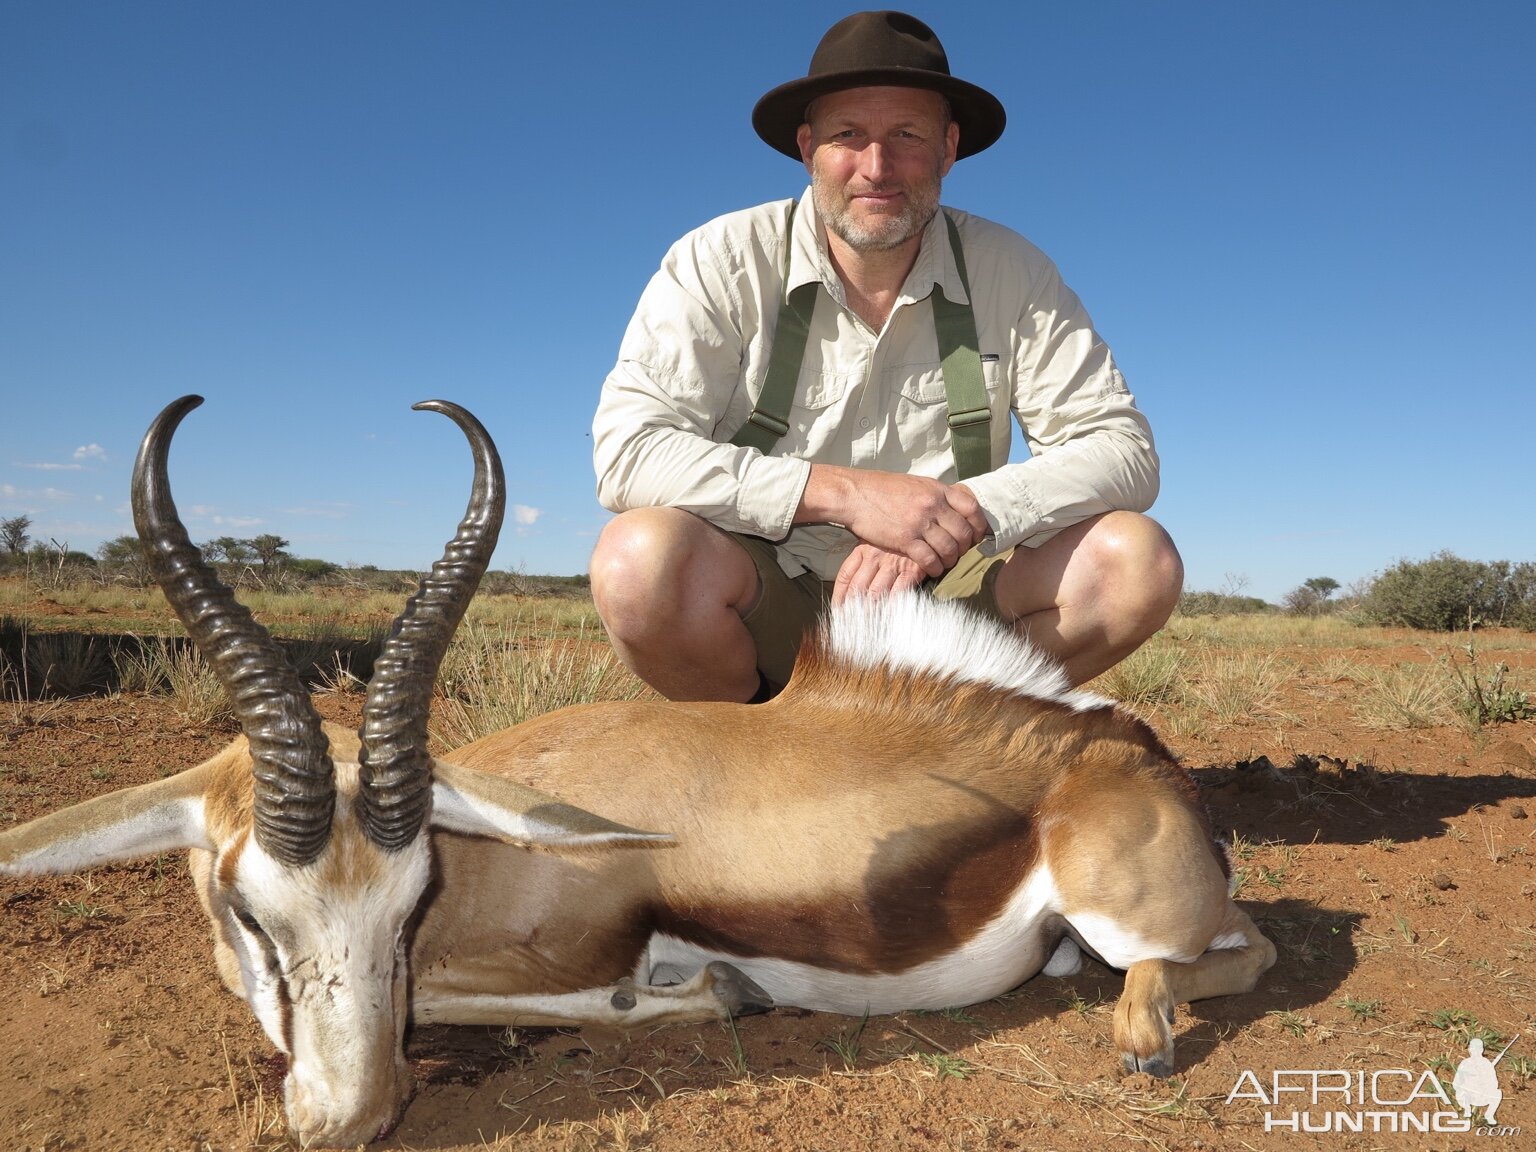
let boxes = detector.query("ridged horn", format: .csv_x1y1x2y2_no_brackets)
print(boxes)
132,396,335,867
357,401,505,851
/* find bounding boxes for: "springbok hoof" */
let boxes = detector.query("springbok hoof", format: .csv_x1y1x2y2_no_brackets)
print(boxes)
1121,1050,1175,1078
705,960,774,1017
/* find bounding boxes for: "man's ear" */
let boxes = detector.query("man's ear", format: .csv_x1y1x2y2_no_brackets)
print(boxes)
796,122,815,174
941,119,959,177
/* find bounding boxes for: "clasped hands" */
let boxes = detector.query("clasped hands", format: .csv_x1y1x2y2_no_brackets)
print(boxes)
795,465,990,606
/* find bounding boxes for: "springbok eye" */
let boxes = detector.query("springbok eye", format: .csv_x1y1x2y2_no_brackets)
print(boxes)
233,908,264,936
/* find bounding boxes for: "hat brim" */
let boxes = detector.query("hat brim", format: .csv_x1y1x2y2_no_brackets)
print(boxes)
752,68,1006,161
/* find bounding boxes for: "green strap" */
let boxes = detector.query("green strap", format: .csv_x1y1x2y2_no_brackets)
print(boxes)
732,206,990,480
732,201,810,454
933,213,991,482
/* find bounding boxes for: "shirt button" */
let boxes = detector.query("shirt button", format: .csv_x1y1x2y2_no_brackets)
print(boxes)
860,418,871,429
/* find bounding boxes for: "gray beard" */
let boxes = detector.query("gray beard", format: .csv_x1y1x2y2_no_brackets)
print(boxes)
812,167,942,254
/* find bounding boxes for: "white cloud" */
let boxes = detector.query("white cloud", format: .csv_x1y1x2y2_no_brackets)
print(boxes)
12,444,105,471
510,504,542,537
3,485,74,502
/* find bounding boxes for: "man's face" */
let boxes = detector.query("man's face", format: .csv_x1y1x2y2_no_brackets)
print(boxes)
798,86,959,254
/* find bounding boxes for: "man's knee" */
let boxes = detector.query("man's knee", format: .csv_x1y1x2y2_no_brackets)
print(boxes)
593,508,687,587
590,509,756,638
1062,513,1179,642
591,508,695,624
1087,511,1183,626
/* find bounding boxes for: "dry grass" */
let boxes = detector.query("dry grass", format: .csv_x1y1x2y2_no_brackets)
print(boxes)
1092,641,1183,707
1351,663,1456,729
18,631,113,697
220,1033,286,1147
1168,611,1383,650
1311,654,1368,685
114,637,235,726
1179,650,1289,725
430,615,650,750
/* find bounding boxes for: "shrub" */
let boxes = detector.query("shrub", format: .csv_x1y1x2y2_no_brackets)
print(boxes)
1443,637,1535,727
288,557,340,580
23,632,112,697
1361,552,1534,631
1176,590,1273,617
1282,576,1341,617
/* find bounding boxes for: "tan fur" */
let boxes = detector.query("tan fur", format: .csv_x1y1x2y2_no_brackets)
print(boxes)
422,652,1237,985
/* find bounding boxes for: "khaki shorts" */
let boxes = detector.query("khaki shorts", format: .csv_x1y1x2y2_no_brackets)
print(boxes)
733,533,1016,687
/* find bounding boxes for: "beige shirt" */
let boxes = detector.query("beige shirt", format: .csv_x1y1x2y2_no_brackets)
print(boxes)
593,187,1158,580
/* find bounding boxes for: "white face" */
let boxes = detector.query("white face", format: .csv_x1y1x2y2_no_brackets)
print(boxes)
217,822,432,1147
797,86,958,254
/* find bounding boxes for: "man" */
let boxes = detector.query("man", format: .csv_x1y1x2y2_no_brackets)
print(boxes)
1452,1038,1504,1125
591,11,1180,702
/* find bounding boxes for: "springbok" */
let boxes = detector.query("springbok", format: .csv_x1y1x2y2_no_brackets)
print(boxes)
1,397,1275,1147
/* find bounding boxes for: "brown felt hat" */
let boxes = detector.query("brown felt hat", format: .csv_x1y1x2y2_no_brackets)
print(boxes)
752,11,1006,161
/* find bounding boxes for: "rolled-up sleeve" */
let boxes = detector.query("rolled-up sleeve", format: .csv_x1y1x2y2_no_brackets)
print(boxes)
962,253,1159,552
592,223,811,541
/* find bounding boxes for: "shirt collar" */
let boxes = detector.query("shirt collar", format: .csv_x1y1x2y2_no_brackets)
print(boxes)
785,187,968,308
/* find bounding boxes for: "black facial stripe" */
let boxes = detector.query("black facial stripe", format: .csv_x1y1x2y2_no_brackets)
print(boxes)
277,968,293,1054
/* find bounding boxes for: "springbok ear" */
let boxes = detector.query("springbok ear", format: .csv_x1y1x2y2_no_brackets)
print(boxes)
0,766,214,876
429,761,673,848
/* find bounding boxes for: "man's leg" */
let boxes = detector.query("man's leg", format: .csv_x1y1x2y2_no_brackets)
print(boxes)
990,511,1183,686
590,508,762,701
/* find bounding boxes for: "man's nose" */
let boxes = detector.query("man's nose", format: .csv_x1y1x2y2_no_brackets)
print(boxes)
858,141,890,181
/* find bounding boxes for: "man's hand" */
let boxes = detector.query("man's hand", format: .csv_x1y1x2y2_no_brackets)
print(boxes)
797,465,989,577
832,543,929,605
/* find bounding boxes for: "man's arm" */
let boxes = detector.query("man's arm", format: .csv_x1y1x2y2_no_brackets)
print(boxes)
594,358,811,540
593,212,813,542
959,228,1159,554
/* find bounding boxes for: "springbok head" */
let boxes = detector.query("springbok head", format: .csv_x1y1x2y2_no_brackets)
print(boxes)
1,397,664,1146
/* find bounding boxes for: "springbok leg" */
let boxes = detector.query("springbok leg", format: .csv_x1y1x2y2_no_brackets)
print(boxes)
1113,904,1276,1076
412,960,773,1029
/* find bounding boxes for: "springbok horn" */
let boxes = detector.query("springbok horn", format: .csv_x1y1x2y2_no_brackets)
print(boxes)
132,396,335,866
357,401,505,851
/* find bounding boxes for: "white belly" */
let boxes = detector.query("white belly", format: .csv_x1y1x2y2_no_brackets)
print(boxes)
642,866,1063,1015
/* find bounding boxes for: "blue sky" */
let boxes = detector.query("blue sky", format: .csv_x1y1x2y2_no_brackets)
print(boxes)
3,1,1531,602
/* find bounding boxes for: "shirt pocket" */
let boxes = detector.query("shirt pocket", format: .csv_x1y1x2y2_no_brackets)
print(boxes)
890,359,1005,461
791,370,852,411
761,369,854,459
